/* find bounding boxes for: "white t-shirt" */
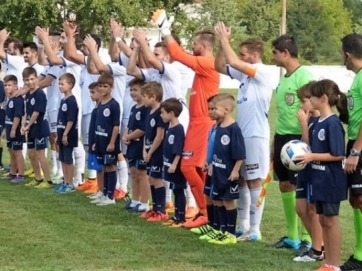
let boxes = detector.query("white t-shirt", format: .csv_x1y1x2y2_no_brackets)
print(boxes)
119,53,135,120
45,65,64,111
227,63,273,139
30,62,47,95
4,54,27,87
108,63,127,118
80,57,99,115
140,62,183,101
172,61,192,99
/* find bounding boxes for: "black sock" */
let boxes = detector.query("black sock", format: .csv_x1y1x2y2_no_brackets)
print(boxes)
47,180,53,184
107,171,117,200
103,172,109,196
150,185,157,211
35,179,43,183
226,208,237,235
213,205,220,230
81,173,84,182
173,191,179,220
321,245,325,252
312,248,322,256
0,147,3,166
217,206,227,232
155,186,166,213
207,204,214,227
174,188,186,222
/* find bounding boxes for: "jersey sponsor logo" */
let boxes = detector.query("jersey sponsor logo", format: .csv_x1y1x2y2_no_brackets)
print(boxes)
221,134,230,145
318,129,325,141
246,163,259,171
103,108,110,117
8,101,13,108
182,150,193,157
347,95,354,110
285,93,295,106
311,162,325,171
168,134,174,144
30,98,35,106
352,184,362,189
230,184,239,193
62,103,67,111
136,111,141,120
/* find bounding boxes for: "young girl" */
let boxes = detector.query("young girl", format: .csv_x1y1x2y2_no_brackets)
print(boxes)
296,79,348,271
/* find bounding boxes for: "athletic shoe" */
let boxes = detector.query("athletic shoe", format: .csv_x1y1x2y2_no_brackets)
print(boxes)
24,169,33,176
84,185,98,194
316,264,335,271
293,248,323,262
139,210,155,219
90,195,106,204
268,236,301,249
25,180,41,187
59,184,76,194
169,221,185,228
183,213,208,228
76,179,96,191
29,171,43,178
237,232,261,242
114,189,127,200
147,211,169,222
340,255,362,271
96,196,116,206
2,172,10,177
199,229,222,241
185,207,198,219
4,165,11,172
190,224,213,235
1,174,15,180
35,181,53,189
123,193,132,203
295,240,311,256
88,191,103,199
125,201,133,210
166,202,175,213
53,183,65,192
51,174,63,185
210,232,237,245
163,218,176,226
130,204,149,213
10,176,25,184
235,226,244,237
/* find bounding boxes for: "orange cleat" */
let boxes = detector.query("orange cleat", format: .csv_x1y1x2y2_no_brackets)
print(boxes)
114,189,127,200
139,210,156,219
166,202,175,213
76,179,97,191
185,207,198,219
84,185,98,194
147,212,169,222
315,264,334,271
183,213,208,228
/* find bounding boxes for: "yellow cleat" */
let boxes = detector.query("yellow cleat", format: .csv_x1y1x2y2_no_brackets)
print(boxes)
25,180,41,187
24,169,34,176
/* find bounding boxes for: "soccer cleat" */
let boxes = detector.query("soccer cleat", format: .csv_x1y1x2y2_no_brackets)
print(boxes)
123,193,132,203
90,195,106,204
210,232,237,245
59,184,76,194
163,218,176,226
29,171,44,178
2,172,10,177
88,191,103,199
185,207,198,219
340,255,362,271
316,264,335,271
25,180,41,187
268,236,301,249
293,249,323,262
295,240,311,256
169,221,185,228
51,174,64,184
165,202,175,213
76,179,96,191
4,165,11,172
139,210,155,219
84,185,98,194
96,196,116,206
183,213,208,228
235,226,244,237
10,176,25,184
53,183,65,192
1,174,15,180
114,189,127,200
190,224,213,235
125,201,133,210
35,181,53,189
237,232,261,242
147,211,169,222
24,169,34,176
130,204,149,213
199,229,222,241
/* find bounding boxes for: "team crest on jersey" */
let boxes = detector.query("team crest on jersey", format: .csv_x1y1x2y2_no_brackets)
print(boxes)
150,118,155,127
30,98,35,106
168,134,174,144
62,104,67,111
8,101,13,108
103,108,110,117
347,95,354,110
136,111,141,121
318,129,325,141
221,135,230,145
285,93,295,106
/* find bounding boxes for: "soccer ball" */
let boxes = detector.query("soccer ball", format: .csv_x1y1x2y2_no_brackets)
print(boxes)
280,140,311,171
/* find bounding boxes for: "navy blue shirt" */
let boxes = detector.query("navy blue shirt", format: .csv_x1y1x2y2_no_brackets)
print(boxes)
0,81,5,126
57,95,79,148
25,88,49,139
207,125,217,165
212,122,246,188
5,96,24,141
311,114,347,202
163,124,185,182
88,107,98,154
127,105,149,159
95,98,121,154
144,107,168,161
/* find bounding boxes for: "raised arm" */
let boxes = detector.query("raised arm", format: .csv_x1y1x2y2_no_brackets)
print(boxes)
110,19,132,58
63,22,85,65
126,42,143,80
0,29,10,61
215,44,227,75
84,34,109,74
35,27,63,66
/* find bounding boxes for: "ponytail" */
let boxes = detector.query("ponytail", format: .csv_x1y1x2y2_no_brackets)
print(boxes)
336,92,349,124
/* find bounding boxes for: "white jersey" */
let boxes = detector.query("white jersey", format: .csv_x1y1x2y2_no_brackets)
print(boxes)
108,62,127,118
172,61,191,99
45,65,64,111
140,62,183,101
3,54,27,87
80,57,99,115
227,63,273,139
119,53,135,119
30,62,47,95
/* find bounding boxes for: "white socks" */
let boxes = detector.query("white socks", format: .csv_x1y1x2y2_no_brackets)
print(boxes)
249,187,265,236
117,160,128,192
88,170,97,179
22,143,27,159
237,186,251,232
73,142,85,186
51,150,57,175
185,184,196,208
56,152,63,177
164,180,172,203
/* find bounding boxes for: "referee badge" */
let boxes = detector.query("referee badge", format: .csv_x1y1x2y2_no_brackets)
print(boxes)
347,95,354,110
285,93,295,106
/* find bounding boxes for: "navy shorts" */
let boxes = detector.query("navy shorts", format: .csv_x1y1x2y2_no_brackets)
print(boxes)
164,171,187,190
148,164,162,179
97,152,117,166
203,175,212,196
315,201,340,216
27,137,48,150
88,153,102,171
7,140,24,150
59,145,73,165
128,158,147,170
296,179,314,203
211,182,240,201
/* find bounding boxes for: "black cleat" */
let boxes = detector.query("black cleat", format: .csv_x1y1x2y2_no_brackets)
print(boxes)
341,255,362,271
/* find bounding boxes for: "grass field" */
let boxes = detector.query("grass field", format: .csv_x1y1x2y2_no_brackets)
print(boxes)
0,89,355,271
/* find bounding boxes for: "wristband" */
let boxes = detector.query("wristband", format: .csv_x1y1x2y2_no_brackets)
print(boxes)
115,37,122,43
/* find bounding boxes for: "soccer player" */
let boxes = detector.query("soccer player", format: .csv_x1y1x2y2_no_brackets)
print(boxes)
123,78,149,212
340,33,362,271
22,67,51,188
3,75,25,183
296,80,348,271
160,98,187,227
214,22,274,242
209,93,246,245
55,73,79,193
153,10,220,228
270,34,315,253
94,73,121,206
139,82,168,222
23,42,45,77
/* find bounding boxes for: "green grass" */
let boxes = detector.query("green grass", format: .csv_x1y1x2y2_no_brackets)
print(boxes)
0,89,354,271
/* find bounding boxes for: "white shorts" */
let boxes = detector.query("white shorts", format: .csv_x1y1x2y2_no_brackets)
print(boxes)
241,137,269,181
47,110,58,133
179,102,190,134
120,118,129,154
81,113,92,145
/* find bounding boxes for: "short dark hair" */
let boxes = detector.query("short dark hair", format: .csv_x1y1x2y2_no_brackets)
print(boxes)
129,78,145,88
98,73,114,86
141,82,163,102
160,98,183,117
59,73,76,89
22,67,37,78
4,75,18,84
154,41,168,52
9,38,23,54
23,42,38,52
195,29,215,47
49,30,61,36
341,33,362,59
90,34,102,52
239,38,264,57
88,82,98,89
272,34,298,58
